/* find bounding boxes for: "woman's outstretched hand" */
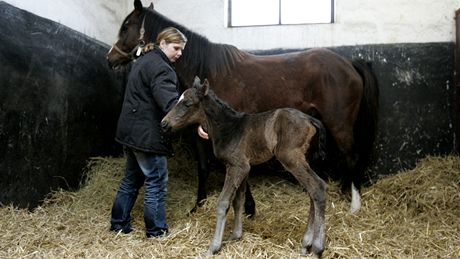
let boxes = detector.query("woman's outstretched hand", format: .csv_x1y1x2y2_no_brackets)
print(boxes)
197,125,209,140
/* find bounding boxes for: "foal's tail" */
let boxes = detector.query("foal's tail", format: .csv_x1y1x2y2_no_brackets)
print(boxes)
352,59,380,185
309,117,327,162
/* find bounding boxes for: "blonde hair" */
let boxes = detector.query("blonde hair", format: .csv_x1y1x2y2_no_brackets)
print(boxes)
143,27,187,54
155,27,187,45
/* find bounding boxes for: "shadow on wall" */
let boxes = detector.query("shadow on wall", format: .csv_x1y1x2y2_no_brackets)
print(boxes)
0,2,127,208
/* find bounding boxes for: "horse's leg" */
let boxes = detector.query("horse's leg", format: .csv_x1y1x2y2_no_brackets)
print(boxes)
244,181,256,217
333,131,361,213
229,176,248,240
321,106,361,213
207,164,250,256
350,177,361,213
277,151,327,258
190,136,211,214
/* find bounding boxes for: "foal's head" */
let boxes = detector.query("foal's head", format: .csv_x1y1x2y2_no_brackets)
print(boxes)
161,77,209,132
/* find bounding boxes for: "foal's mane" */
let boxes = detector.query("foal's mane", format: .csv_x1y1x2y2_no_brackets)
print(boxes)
199,87,245,137
142,8,246,80
204,88,244,120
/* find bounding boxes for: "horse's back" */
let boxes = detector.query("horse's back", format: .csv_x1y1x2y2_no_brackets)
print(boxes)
212,48,362,115
246,48,355,75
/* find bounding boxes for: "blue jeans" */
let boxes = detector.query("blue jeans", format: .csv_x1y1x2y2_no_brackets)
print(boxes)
110,147,169,237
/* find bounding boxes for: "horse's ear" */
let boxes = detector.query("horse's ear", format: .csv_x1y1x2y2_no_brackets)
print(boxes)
148,2,154,10
203,79,210,96
134,0,143,12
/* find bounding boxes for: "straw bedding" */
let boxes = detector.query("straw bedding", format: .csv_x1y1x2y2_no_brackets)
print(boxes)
1,148,459,258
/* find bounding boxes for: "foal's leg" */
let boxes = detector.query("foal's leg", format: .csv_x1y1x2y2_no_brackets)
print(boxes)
277,151,327,258
229,176,248,240
207,165,250,256
302,197,316,254
192,137,256,217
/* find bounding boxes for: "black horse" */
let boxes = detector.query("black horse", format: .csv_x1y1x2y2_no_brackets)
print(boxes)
162,77,328,257
106,0,379,215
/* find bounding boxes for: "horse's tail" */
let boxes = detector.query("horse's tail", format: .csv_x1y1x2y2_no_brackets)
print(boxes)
309,116,327,163
352,59,379,185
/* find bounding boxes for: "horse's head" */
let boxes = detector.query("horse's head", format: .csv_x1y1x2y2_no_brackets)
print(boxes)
161,76,209,132
106,0,153,70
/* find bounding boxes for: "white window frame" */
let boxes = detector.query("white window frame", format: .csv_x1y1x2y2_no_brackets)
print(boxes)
227,0,335,27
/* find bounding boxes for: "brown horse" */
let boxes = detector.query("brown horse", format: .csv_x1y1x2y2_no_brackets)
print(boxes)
106,0,379,214
161,77,328,257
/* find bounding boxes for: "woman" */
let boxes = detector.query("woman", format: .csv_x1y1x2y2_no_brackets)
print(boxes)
110,27,187,238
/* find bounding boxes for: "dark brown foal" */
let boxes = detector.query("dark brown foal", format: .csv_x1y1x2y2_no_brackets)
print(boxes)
162,77,328,257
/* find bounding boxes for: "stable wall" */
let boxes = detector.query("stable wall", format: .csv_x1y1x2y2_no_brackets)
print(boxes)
0,2,125,208
3,0,130,46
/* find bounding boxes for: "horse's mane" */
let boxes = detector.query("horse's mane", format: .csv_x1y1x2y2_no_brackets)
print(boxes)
144,8,246,81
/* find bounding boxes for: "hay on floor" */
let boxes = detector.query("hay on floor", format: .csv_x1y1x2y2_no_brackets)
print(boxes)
0,151,459,258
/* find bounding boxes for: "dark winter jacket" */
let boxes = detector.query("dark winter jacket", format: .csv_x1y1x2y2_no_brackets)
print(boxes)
115,49,178,155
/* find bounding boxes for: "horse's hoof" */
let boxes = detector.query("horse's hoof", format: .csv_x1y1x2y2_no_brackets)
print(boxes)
244,204,256,218
188,205,198,215
189,199,207,215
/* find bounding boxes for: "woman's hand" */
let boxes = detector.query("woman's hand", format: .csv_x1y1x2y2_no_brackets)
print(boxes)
197,125,209,140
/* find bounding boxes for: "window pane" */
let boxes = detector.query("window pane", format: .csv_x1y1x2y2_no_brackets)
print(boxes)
281,0,332,24
231,0,279,26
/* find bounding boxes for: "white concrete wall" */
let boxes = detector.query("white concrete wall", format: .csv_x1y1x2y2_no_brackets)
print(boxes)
4,0,460,50
155,0,460,50
3,0,131,45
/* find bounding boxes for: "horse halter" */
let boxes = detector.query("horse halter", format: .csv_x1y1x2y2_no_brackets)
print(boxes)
109,14,147,60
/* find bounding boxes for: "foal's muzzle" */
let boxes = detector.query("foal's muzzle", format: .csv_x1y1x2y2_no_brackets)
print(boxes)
160,120,171,133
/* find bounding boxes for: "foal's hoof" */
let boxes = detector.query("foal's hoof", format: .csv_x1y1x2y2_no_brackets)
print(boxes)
204,245,220,257
300,245,323,258
228,231,242,241
300,245,311,257
312,247,324,258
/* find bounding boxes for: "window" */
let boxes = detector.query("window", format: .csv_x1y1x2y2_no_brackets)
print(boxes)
228,0,334,27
